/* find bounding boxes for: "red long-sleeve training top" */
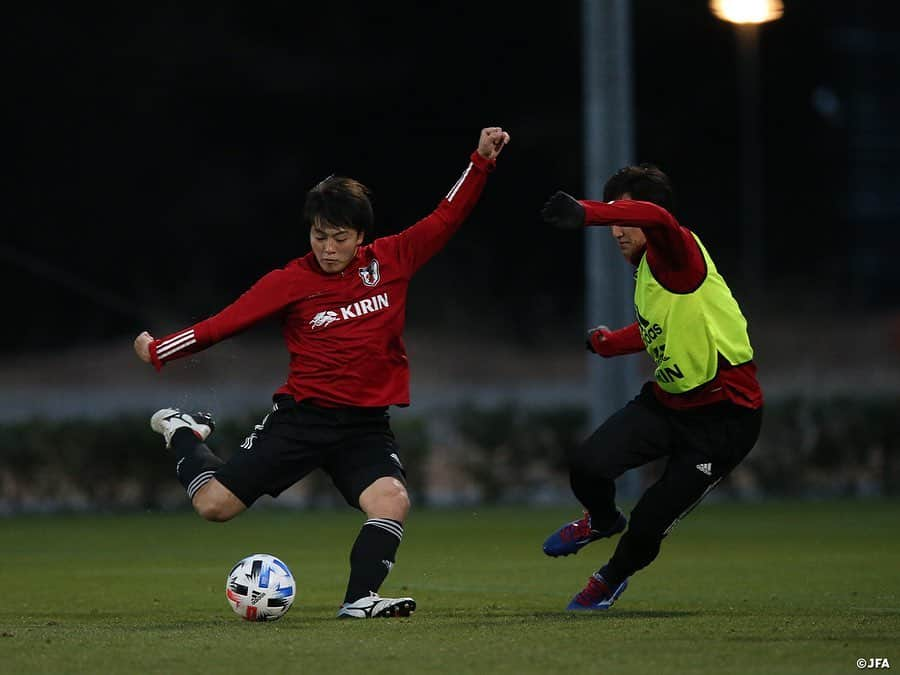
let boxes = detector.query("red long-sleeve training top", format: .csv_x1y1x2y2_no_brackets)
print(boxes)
149,150,495,408
581,199,763,410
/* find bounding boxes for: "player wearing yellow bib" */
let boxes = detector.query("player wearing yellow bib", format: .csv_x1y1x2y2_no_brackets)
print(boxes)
540,164,763,611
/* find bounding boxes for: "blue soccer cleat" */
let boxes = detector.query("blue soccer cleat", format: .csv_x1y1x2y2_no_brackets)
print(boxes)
542,510,627,557
566,572,629,611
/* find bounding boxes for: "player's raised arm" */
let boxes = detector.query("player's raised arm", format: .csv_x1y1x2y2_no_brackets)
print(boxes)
390,126,510,275
541,189,704,291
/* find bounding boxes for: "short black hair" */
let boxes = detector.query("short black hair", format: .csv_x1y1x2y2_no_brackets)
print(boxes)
303,175,373,235
603,163,675,213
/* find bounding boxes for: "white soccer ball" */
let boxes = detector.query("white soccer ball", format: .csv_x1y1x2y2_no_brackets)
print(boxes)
225,553,295,621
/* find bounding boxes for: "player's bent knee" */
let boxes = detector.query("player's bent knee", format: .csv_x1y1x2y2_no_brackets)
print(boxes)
389,486,411,517
192,480,245,522
374,486,409,521
359,477,410,521
194,500,233,522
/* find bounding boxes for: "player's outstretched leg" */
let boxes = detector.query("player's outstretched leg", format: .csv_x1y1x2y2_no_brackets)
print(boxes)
543,509,627,557
150,407,223,500
565,569,629,611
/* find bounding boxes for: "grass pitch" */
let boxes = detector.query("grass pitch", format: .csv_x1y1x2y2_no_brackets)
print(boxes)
1,500,897,674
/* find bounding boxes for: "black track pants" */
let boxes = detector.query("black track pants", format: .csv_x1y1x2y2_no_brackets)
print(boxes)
568,383,762,583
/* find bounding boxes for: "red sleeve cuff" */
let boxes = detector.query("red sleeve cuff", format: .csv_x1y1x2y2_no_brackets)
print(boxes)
149,340,163,371
470,150,496,173
590,328,617,357
591,323,645,357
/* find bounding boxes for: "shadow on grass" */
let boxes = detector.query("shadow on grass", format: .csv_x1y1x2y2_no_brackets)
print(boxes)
504,610,697,621
2,608,346,629
564,610,697,620
5,608,699,631
331,609,698,626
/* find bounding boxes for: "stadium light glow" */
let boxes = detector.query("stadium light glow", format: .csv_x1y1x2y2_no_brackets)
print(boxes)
709,0,783,299
709,0,783,24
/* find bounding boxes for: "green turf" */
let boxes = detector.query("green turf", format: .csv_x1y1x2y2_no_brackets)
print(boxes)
0,501,897,674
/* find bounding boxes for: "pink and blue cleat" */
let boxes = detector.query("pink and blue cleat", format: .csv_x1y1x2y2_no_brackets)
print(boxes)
566,572,629,611
542,510,627,557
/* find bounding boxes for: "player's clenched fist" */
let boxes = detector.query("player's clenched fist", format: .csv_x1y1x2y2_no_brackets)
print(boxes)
477,127,510,160
134,330,154,363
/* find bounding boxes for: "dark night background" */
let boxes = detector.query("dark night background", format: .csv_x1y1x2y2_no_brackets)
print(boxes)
4,1,899,355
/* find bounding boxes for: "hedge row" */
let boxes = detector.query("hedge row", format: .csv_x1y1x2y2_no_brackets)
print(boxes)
0,395,896,512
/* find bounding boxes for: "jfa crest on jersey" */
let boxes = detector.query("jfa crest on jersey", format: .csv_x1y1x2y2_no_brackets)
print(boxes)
359,259,381,287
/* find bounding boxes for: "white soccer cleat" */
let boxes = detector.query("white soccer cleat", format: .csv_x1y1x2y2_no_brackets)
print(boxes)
150,408,215,448
336,592,416,619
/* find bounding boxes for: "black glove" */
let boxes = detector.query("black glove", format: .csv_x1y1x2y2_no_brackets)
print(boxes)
541,191,585,229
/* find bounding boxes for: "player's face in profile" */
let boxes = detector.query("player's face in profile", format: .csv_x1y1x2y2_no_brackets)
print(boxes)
608,191,647,263
310,223,364,273
610,224,647,263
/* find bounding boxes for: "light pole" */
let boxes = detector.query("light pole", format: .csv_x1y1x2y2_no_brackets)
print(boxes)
710,1,783,301
582,0,641,499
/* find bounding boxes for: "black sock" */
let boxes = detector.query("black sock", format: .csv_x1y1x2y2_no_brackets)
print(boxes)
597,563,623,588
602,529,662,588
590,509,623,533
570,472,619,530
171,427,224,499
344,518,404,603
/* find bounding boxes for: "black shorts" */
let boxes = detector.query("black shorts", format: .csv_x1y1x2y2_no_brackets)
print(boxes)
215,396,406,509
569,382,762,541
586,382,763,480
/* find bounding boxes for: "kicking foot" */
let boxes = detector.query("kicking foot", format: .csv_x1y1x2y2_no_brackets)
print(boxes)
542,510,626,557
337,592,416,619
150,408,215,448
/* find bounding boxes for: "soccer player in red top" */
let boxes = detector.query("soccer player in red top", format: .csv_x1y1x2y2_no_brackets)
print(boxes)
539,164,763,611
134,126,510,619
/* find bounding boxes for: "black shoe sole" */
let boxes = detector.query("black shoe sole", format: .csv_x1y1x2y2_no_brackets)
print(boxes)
374,599,416,618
